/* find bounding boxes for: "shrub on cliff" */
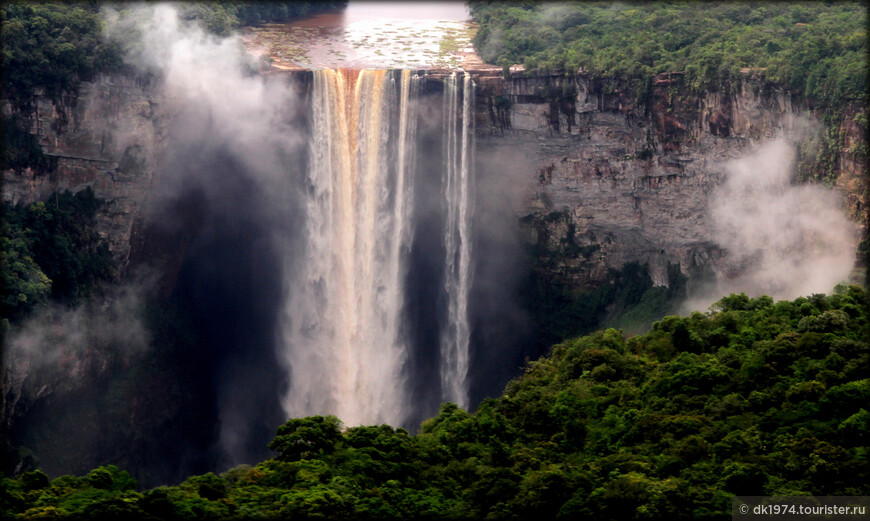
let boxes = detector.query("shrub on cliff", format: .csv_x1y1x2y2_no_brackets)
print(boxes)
1,3,124,107
1,188,114,325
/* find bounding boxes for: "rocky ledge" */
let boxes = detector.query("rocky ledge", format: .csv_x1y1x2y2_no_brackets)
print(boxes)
3,70,865,293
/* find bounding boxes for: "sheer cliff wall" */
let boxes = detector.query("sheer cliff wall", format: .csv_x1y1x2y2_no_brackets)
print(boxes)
471,70,866,291
3,71,865,293
3,73,168,276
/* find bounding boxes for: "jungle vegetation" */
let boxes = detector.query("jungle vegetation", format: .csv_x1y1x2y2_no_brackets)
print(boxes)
469,2,867,109
2,286,867,520
1,3,124,107
174,2,347,37
0,2,344,108
469,2,867,196
1,189,114,329
2,3,867,519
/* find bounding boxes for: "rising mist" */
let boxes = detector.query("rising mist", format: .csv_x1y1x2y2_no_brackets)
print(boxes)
685,137,858,311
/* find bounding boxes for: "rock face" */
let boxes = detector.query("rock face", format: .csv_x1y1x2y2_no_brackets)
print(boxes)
836,103,869,226
471,71,866,291
2,73,168,275
2,70,865,293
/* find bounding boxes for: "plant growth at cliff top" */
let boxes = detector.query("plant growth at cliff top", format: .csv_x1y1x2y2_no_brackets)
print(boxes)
1,3,124,106
0,2,346,106
173,2,348,36
3,286,867,519
470,1,867,108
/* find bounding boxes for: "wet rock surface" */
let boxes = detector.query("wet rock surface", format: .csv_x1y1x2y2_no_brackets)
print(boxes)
3,73,169,274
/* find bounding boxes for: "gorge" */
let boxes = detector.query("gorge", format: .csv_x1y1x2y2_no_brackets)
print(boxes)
2,3,866,489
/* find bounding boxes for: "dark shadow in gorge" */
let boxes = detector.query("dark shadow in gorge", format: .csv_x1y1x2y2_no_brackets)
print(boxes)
140,86,309,478
402,92,448,427
467,143,536,408
403,78,535,423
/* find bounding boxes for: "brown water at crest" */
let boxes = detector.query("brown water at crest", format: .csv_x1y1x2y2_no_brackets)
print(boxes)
241,2,481,70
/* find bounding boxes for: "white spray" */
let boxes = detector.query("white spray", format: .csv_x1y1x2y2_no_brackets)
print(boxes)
440,72,475,408
686,138,858,310
280,69,420,426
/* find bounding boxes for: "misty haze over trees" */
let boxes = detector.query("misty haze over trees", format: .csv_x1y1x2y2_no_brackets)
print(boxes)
1,2,867,520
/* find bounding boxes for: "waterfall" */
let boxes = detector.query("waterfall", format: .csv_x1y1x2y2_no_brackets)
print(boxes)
440,72,475,409
281,69,419,426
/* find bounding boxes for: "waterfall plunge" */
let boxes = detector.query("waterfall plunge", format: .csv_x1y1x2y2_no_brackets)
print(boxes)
280,69,475,426
440,72,475,409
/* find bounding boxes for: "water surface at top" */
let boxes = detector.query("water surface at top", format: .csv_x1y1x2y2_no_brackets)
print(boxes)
242,1,481,70
343,2,470,23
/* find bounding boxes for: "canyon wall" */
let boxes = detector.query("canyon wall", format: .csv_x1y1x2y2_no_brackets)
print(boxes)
2,69,865,477
2,73,167,275
3,70,865,294
471,70,866,292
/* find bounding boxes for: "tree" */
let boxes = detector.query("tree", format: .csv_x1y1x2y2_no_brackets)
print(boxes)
269,416,343,461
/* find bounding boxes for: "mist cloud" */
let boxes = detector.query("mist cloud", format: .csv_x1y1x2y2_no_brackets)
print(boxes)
687,137,858,310
4,285,149,405
103,4,302,201
101,3,308,467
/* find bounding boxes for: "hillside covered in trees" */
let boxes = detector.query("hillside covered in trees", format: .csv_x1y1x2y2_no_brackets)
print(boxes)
3,287,867,520
2,3,867,520
469,2,866,108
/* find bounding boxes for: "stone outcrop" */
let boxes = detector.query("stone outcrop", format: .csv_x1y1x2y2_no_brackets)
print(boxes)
2,73,168,275
471,70,867,290
835,103,869,225
1,68,865,476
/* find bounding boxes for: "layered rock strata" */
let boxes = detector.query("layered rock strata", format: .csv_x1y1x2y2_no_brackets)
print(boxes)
2,70,865,292
471,70,866,290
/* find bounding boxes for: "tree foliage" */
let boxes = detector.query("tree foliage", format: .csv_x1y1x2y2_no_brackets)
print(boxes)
1,188,114,327
5,286,867,519
1,113,54,174
268,415,344,462
1,2,124,107
175,2,348,37
469,1,867,108
1,2,346,107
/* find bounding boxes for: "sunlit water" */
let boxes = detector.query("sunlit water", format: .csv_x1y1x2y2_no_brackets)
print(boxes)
242,2,480,69
280,68,476,425
281,70,419,426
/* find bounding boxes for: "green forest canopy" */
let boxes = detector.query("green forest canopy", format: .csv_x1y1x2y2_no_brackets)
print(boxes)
2,3,868,519
1,3,124,106
0,2,345,106
469,1,867,108
3,2,865,108
2,287,867,520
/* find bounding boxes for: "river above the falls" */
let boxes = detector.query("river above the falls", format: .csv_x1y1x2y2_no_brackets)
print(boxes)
241,1,483,70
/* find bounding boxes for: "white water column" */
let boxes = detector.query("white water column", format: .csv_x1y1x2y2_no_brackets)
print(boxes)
440,72,475,409
281,69,419,426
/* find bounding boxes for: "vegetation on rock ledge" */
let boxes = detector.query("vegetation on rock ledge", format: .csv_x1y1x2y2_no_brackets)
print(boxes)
1,3,124,107
2,286,867,520
1,189,114,328
0,2,346,107
174,2,347,37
